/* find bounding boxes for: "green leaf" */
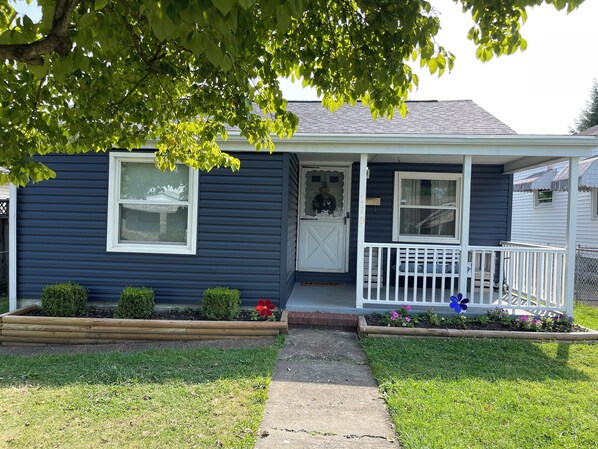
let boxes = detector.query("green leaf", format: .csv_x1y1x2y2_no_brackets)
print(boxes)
94,0,109,11
276,3,292,34
212,0,235,16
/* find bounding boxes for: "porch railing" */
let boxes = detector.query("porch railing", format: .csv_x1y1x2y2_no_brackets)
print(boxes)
360,242,568,313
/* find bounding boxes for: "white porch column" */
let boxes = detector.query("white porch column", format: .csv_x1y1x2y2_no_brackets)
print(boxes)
355,153,368,308
459,156,472,295
9,183,17,312
564,157,579,317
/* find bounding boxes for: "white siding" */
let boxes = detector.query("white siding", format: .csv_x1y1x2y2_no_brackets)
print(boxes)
0,183,8,200
512,150,598,247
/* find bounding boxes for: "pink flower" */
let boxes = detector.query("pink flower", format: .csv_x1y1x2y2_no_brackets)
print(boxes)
405,317,412,322
403,305,412,311
519,315,528,322
390,311,399,321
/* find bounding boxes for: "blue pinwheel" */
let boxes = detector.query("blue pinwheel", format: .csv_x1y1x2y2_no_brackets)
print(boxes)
450,293,469,313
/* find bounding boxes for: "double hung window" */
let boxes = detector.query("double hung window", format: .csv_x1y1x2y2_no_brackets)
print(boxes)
107,152,198,254
393,172,461,243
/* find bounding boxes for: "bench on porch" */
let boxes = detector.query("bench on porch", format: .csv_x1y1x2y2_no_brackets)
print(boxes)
363,246,472,291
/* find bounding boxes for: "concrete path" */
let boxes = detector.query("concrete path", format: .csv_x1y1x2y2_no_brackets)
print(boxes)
255,328,399,449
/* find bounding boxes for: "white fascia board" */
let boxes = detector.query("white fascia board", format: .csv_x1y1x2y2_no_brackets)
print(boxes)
139,133,597,158
220,133,597,158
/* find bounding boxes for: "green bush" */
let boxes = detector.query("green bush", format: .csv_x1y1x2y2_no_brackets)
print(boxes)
41,283,88,317
201,287,241,320
114,287,155,319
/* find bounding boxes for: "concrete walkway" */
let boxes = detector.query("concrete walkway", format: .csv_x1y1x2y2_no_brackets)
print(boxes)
255,328,399,448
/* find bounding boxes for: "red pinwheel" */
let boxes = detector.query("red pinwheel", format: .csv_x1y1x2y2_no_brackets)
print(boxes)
255,299,276,317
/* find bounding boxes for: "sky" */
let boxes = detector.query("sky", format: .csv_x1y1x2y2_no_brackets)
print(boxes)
281,0,598,135
13,0,598,135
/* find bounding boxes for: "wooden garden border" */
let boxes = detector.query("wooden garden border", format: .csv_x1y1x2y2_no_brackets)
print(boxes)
0,305,288,345
357,316,598,341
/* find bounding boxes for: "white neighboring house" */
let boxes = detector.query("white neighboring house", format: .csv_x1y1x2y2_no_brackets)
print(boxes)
512,124,598,247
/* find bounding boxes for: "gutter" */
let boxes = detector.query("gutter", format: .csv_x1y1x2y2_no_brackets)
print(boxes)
8,184,16,312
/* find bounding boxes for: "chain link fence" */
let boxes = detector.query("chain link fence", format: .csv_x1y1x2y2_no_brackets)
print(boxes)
575,245,598,306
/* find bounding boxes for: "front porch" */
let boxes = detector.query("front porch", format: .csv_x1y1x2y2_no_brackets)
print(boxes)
290,153,583,316
288,240,568,315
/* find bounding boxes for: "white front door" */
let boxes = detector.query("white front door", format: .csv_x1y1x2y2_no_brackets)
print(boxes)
297,166,350,272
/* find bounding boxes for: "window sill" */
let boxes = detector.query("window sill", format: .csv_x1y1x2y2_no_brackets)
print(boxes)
393,236,461,245
106,243,196,255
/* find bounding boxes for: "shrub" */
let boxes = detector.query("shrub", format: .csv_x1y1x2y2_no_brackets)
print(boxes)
201,287,241,320
114,287,155,319
41,282,88,317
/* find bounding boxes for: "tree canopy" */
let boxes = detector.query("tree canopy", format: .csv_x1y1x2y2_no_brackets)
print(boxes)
572,79,598,133
0,0,585,185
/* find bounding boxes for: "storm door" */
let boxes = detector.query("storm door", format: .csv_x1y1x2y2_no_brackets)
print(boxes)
297,166,350,272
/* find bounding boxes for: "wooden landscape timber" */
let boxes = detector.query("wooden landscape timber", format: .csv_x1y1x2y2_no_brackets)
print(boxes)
357,316,598,341
0,306,288,345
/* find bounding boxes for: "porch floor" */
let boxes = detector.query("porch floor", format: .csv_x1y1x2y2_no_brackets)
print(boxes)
286,282,545,315
286,282,462,315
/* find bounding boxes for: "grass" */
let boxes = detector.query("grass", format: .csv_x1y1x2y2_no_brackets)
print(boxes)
362,338,598,449
0,295,7,314
0,340,282,448
574,302,598,330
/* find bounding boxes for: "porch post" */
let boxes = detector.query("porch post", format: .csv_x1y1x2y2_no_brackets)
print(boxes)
459,156,472,295
9,183,17,312
564,157,579,317
355,153,368,308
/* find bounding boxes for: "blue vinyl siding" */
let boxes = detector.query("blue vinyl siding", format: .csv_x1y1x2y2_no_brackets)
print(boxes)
17,151,285,307
296,162,512,283
284,154,299,307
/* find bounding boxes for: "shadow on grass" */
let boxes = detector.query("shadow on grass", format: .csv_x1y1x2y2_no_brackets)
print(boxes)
0,345,279,388
361,337,593,382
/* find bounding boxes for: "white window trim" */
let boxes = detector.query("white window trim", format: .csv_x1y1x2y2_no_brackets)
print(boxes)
107,152,198,255
392,171,462,244
592,189,598,220
533,190,554,208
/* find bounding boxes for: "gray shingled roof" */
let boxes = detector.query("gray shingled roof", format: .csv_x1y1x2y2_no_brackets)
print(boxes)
283,100,516,135
578,124,598,136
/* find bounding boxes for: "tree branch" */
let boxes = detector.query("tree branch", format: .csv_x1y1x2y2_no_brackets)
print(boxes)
0,0,81,64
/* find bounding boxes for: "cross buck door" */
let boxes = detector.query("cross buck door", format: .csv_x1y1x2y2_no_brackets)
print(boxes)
297,166,350,272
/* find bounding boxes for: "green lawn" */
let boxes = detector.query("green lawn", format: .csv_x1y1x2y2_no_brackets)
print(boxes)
0,341,281,448
575,302,598,330
362,338,598,449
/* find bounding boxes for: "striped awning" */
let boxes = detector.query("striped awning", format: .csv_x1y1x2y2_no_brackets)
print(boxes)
513,169,557,192
551,156,598,191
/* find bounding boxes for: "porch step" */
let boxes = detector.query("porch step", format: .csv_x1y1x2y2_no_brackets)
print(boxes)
287,312,359,331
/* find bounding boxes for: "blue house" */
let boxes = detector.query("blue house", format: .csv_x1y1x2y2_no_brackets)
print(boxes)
7,101,596,316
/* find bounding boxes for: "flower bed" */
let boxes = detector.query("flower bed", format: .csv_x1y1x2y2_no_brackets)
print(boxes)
359,306,598,341
0,305,288,345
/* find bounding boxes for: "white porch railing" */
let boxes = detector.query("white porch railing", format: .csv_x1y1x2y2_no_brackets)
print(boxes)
360,242,568,313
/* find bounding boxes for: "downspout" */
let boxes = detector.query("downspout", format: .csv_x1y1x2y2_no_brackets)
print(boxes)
8,183,17,312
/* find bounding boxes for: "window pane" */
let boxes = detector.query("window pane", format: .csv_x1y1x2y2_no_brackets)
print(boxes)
399,208,456,237
120,162,189,202
303,170,345,217
119,204,188,243
401,179,457,207
537,190,553,204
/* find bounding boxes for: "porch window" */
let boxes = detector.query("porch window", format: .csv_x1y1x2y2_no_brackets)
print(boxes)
107,152,198,254
392,172,461,243
533,190,553,207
